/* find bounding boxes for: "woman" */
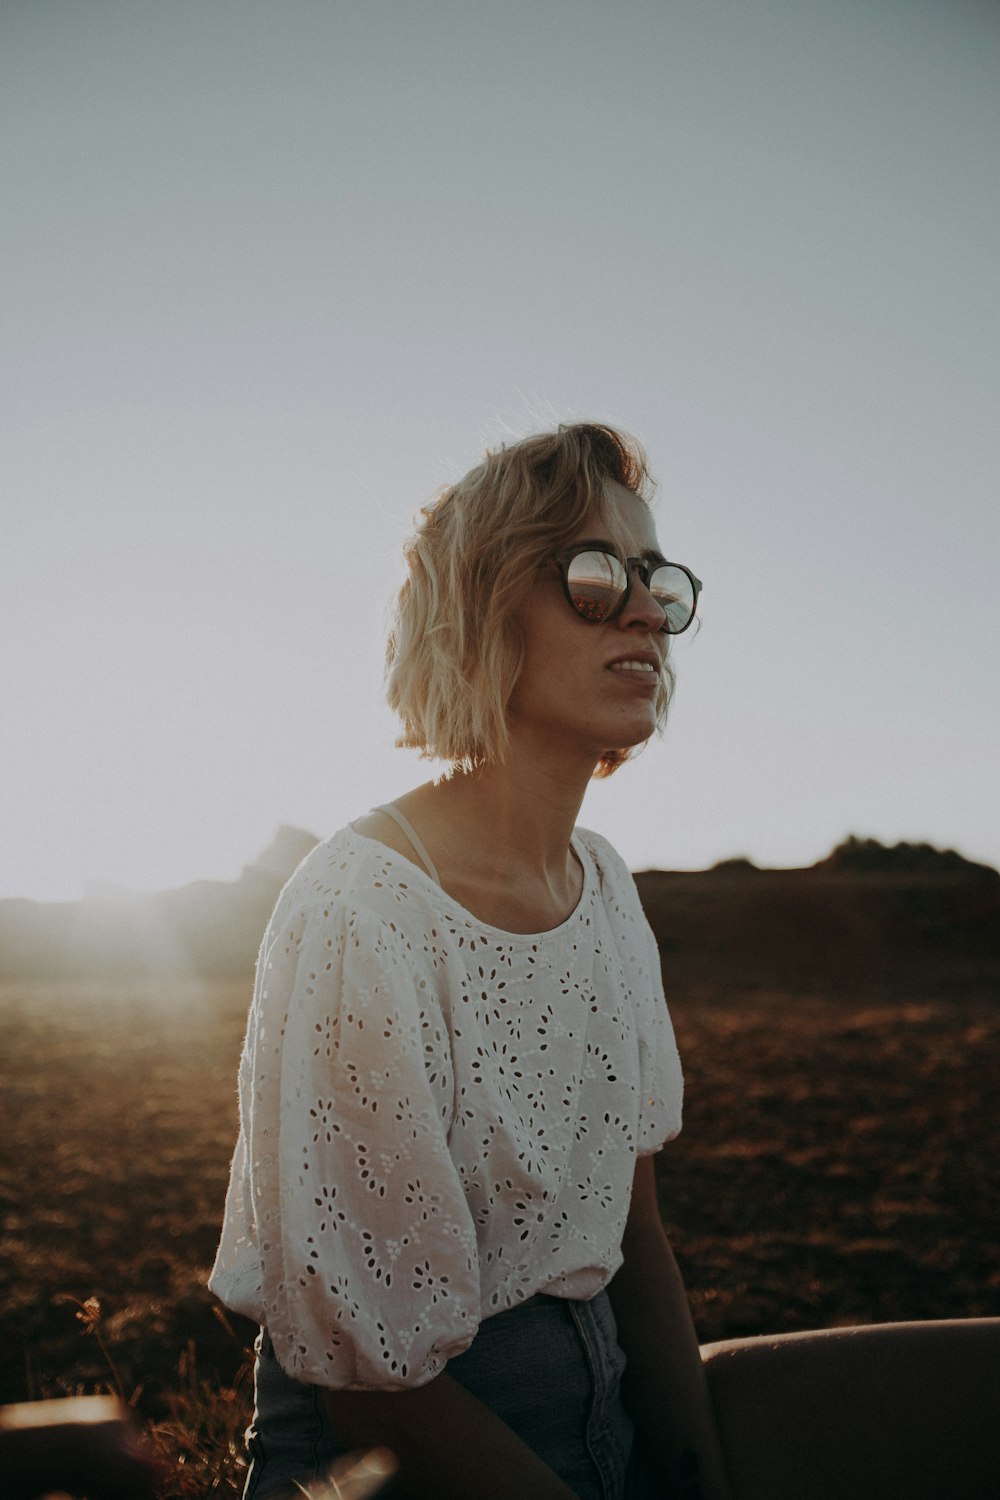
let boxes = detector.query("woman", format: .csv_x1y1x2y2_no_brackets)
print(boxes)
210,423,730,1500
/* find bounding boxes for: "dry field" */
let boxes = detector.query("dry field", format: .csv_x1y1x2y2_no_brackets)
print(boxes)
1,977,998,1495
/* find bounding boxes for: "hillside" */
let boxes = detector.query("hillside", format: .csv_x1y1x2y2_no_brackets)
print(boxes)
1,831,997,996
0,826,319,982
636,836,1000,998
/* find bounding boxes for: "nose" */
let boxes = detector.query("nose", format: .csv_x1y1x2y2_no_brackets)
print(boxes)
619,563,668,633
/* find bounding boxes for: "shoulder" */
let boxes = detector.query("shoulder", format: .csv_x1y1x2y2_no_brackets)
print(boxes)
255,827,456,1017
575,825,657,955
574,826,639,894
265,823,444,947
350,808,423,869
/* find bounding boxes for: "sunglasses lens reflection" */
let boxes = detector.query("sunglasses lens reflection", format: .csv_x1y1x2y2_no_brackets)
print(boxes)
649,565,696,634
565,551,628,621
565,552,696,633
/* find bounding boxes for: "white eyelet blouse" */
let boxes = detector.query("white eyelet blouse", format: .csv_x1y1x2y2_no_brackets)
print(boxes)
209,823,683,1391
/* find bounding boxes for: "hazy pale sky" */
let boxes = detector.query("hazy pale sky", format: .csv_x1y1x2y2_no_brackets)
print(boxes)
4,0,999,901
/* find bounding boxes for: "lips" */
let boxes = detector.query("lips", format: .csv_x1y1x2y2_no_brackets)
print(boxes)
605,649,662,674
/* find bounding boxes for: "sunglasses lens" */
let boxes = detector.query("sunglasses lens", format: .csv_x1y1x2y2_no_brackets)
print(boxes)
649,565,696,634
565,550,628,621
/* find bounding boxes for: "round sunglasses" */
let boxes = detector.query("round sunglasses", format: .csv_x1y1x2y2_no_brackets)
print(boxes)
554,544,702,635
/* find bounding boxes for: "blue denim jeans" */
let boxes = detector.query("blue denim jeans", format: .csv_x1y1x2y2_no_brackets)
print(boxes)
243,1290,660,1499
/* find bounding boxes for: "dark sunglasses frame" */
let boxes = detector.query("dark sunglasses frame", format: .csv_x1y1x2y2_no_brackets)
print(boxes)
554,543,703,635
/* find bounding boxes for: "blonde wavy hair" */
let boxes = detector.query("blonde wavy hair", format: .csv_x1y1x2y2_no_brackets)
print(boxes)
386,422,674,777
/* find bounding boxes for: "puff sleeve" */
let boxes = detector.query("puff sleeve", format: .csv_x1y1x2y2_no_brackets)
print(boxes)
580,829,684,1156
633,913,684,1154
236,894,481,1389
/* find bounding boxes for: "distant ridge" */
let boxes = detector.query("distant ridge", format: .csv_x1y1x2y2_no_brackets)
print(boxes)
0,825,319,982
816,834,999,879
635,836,1000,998
241,825,321,884
0,831,996,995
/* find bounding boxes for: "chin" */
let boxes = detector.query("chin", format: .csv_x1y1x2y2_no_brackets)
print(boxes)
599,726,655,759
611,716,658,749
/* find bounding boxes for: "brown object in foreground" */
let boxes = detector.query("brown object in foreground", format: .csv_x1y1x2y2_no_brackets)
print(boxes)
294,1447,399,1500
0,1396,398,1500
702,1317,1000,1499
0,1395,158,1499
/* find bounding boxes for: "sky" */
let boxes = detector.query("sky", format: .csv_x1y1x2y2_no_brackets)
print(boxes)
3,0,999,902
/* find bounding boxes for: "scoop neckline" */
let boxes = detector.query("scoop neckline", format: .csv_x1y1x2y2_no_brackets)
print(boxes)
345,824,594,941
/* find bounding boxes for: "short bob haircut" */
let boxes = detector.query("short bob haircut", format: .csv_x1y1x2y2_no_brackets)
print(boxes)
386,421,675,778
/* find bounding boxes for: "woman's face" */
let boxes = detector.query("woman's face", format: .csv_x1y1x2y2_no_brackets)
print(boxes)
506,481,669,769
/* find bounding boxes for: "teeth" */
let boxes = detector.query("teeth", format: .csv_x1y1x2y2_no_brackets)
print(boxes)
609,660,656,672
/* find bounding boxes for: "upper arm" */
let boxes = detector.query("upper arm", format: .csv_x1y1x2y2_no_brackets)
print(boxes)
623,1154,666,1241
249,898,481,1389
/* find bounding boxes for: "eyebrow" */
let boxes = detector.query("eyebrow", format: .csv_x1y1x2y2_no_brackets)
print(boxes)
571,538,669,566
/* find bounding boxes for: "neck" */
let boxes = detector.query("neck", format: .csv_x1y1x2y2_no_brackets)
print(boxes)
406,734,598,880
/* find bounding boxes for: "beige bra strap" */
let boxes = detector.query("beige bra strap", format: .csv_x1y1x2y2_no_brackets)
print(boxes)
374,804,441,885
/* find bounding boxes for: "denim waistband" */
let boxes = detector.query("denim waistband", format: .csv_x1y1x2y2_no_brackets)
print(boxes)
256,1289,562,1362
246,1290,646,1500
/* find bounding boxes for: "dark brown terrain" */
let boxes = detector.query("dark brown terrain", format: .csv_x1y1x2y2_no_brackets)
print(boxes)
1,833,998,1495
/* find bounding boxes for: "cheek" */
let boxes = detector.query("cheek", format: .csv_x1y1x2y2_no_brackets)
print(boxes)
514,593,580,671
509,624,588,715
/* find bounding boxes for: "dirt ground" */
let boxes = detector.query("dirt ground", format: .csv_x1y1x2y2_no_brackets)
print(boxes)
2,977,998,1413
